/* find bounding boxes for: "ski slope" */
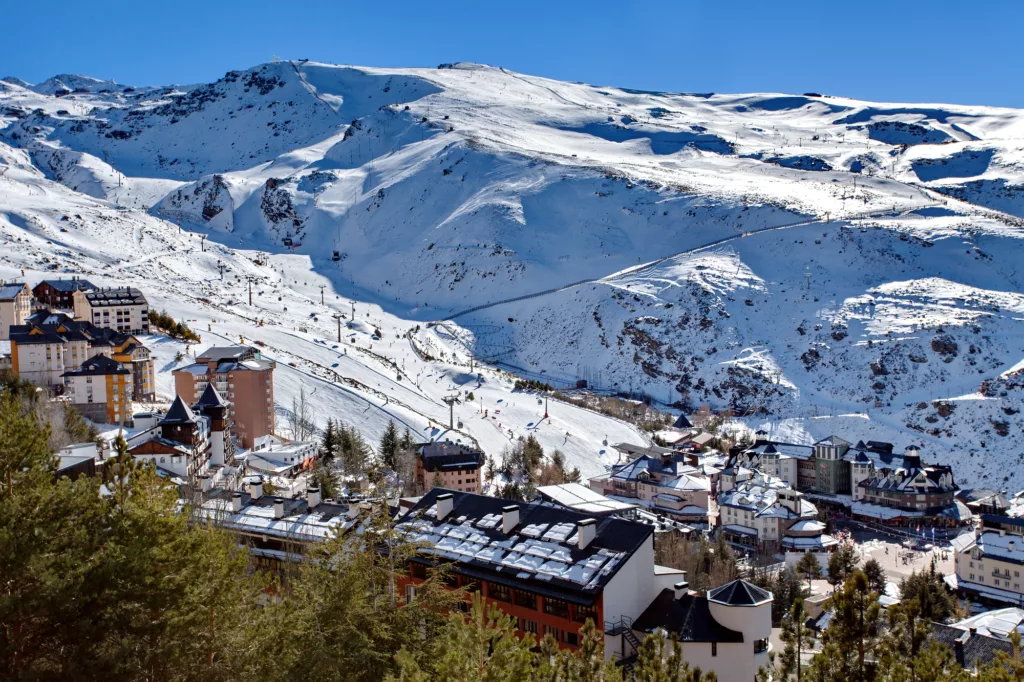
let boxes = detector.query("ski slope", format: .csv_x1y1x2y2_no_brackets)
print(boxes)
1,60,1023,485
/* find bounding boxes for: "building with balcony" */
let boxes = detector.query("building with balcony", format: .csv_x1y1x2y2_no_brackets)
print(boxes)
589,454,711,525
717,474,818,550
73,287,149,335
61,354,132,424
128,395,215,480
9,310,155,396
951,515,1024,606
173,346,275,448
415,440,485,493
33,277,95,310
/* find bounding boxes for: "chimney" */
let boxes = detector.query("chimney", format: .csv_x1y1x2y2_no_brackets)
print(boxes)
250,477,263,500
1010,540,1016,551
307,486,321,509
577,518,597,550
436,492,454,521
198,473,211,492
273,498,285,519
502,504,519,534
674,580,689,600
1001,529,1007,537
345,504,360,520
231,492,242,513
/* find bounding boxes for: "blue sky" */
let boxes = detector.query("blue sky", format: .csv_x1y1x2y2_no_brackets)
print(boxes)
3,0,1021,107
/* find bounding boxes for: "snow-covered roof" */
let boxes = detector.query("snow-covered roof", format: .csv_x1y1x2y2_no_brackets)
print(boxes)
721,524,758,536
977,530,1024,565
198,493,363,543
536,483,637,515
781,534,838,550
952,608,1024,639
397,488,653,601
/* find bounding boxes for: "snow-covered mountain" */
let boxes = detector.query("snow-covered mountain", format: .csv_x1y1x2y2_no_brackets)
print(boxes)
1,60,1022,488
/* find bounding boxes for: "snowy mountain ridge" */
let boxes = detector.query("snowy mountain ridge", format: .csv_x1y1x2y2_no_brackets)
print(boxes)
1,60,1023,488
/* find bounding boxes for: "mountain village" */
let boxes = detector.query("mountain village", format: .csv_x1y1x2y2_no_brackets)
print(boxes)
2,269,1023,678
2,55,1024,680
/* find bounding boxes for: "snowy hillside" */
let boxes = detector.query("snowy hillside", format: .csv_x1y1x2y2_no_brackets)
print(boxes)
1,60,1023,488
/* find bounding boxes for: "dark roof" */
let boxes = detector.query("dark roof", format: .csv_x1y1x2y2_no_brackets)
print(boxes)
397,488,653,602
62,354,128,377
0,282,27,300
194,383,227,409
161,396,197,425
708,580,772,606
419,441,485,472
81,287,147,307
197,346,256,362
633,589,745,642
36,278,96,293
930,623,1014,669
981,514,1024,528
673,414,693,429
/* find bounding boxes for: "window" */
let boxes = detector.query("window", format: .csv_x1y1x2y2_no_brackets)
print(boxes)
518,618,539,635
461,578,480,593
514,590,537,610
544,597,569,619
574,603,598,624
754,638,769,654
405,585,416,604
545,625,559,640
488,582,512,603
410,562,427,580
712,642,717,657
564,631,579,647
457,601,469,614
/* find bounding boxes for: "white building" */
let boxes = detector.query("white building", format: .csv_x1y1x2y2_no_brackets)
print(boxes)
73,287,150,335
951,515,1024,605
632,579,773,681
718,474,818,549
0,282,31,340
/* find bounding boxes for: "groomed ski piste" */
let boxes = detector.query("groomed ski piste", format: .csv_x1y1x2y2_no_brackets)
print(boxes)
1,61,1023,485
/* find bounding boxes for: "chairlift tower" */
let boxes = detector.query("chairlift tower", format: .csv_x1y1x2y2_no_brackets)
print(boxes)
443,395,461,430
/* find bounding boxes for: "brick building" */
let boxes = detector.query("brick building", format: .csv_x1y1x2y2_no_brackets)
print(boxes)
173,346,275,448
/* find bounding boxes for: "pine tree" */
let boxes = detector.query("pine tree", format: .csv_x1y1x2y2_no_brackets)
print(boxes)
827,543,857,588
779,598,814,682
320,418,338,462
862,557,887,595
380,420,399,470
815,570,881,682
633,631,718,681
796,551,823,595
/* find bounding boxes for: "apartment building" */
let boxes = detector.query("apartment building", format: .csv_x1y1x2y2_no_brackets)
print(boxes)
128,395,215,479
589,453,711,524
33,277,95,310
197,482,366,573
73,287,150,335
396,488,774,679
738,434,971,533
173,346,275,448
61,354,132,424
415,440,485,493
9,310,156,396
0,282,32,340
717,474,818,549
952,515,1024,605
